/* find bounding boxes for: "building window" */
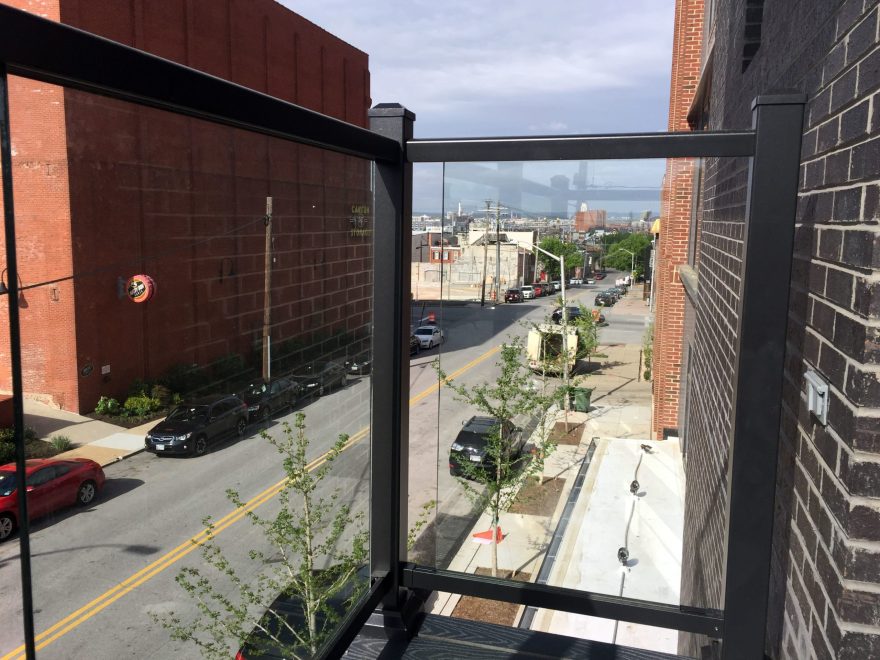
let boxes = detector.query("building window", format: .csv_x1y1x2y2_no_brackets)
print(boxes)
742,0,764,72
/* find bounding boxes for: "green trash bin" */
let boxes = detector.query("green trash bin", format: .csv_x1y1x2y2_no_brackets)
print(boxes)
569,387,593,412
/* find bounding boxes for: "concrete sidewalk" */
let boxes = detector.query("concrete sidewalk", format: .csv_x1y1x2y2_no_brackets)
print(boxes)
21,399,153,467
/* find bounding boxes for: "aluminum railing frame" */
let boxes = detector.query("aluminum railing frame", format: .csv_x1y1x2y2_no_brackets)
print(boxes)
0,6,804,659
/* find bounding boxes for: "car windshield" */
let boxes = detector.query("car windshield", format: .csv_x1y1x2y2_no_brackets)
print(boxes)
415,328,434,336
245,382,268,395
166,405,208,421
0,471,16,496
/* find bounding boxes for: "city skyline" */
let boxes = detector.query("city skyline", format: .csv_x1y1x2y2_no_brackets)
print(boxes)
283,1,675,212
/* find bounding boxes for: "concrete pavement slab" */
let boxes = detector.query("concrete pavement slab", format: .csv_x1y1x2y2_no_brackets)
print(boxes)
87,433,146,450
532,437,685,654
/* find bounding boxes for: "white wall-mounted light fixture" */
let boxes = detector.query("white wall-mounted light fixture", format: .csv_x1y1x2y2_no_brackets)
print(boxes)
804,369,829,426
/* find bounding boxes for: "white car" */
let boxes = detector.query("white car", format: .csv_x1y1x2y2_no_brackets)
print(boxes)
520,285,535,299
414,325,445,349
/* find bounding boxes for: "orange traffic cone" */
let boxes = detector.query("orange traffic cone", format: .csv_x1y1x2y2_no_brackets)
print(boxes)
472,526,504,544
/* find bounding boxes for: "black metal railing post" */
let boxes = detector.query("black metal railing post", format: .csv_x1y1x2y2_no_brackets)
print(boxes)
0,64,36,660
368,104,415,632
720,94,806,659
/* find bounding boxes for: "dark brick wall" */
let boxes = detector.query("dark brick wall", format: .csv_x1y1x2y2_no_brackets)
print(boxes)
677,0,880,657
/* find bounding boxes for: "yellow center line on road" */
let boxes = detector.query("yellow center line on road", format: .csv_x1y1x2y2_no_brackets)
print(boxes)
2,343,499,659
408,344,500,406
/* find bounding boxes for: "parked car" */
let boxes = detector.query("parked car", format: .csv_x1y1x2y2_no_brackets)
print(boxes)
551,306,583,323
532,283,545,297
504,288,524,303
520,285,535,299
290,362,348,397
236,565,369,659
448,416,526,479
595,291,616,307
409,334,421,356
550,280,561,292
602,288,622,302
145,394,249,456
569,277,583,285
552,306,605,324
414,325,445,349
0,458,106,542
344,350,372,376
594,272,606,280
239,378,297,422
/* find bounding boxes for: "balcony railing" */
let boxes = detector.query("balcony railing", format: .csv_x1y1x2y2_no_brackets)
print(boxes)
0,6,803,659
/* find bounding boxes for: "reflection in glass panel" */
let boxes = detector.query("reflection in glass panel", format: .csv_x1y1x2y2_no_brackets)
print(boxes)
0,76,372,658
408,158,692,654
0,274,25,658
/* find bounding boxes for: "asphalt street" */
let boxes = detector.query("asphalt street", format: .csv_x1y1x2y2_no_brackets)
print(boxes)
0,276,647,659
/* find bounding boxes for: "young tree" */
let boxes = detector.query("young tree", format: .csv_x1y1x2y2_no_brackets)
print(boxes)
571,302,600,369
436,338,559,577
155,413,368,659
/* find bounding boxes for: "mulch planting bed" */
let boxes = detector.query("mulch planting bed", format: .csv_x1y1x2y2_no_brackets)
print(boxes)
508,476,566,516
452,568,531,625
549,420,584,445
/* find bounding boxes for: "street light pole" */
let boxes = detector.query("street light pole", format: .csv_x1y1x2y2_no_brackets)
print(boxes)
519,241,569,414
616,247,636,283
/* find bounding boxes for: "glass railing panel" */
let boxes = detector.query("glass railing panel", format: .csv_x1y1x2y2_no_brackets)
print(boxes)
0,75,373,659
407,156,704,654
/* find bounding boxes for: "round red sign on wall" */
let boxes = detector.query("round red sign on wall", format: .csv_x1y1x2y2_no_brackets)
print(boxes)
126,274,155,303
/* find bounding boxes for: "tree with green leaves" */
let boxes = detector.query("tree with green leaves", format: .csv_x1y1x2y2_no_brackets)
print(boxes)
155,413,368,659
435,338,559,577
570,302,600,369
603,233,651,277
537,236,582,280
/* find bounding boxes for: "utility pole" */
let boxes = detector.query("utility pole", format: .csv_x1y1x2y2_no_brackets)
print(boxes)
480,199,490,307
262,196,272,381
495,200,501,304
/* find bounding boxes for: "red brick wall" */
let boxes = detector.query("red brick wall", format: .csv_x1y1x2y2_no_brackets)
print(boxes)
653,0,704,436
0,0,372,412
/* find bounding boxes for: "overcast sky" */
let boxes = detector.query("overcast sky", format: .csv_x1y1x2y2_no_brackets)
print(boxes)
285,1,676,215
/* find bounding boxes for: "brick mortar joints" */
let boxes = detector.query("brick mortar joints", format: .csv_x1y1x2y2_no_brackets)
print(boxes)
786,546,840,653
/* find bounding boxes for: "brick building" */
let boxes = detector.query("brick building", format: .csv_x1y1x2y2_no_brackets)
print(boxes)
0,0,372,413
652,0,704,438
573,206,606,233
657,0,880,657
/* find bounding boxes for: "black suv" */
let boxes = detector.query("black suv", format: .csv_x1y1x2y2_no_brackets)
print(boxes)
145,394,248,457
551,306,605,325
550,306,583,323
449,416,525,479
595,291,615,307
290,362,347,397
239,378,296,422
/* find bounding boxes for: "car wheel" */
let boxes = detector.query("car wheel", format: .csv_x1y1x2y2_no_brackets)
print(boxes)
237,418,247,438
193,435,208,457
0,514,16,542
260,406,270,422
76,480,97,506
318,384,325,396
428,340,434,349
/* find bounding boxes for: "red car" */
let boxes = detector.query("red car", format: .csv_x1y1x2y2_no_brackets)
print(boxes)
532,283,545,297
0,458,106,542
